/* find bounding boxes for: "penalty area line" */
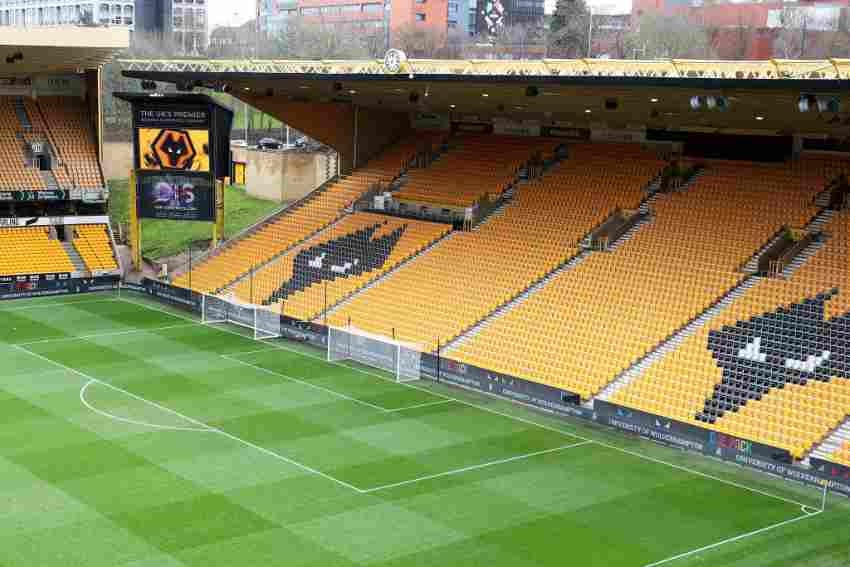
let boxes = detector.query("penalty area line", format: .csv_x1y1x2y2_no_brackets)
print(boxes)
18,322,200,346
224,353,457,414
384,399,456,412
361,440,593,493
115,295,815,509
0,297,119,311
12,342,364,494
221,354,389,412
79,380,210,432
641,509,822,567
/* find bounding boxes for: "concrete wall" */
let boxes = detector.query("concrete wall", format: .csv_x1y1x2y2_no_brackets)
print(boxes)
102,141,134,180
245,150,334,203
234,96,411,173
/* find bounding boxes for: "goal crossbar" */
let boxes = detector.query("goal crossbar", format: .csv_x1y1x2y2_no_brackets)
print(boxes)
327,325,423,382
201,294,282,341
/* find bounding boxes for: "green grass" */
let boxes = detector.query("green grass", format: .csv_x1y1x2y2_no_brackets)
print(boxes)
108,179,281,259
0,292,847,566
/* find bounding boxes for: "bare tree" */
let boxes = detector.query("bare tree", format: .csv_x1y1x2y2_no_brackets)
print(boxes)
590,13,630,59
773,6,850,58
773,6,812,58
624,13,714,59
718,11,758,60
393,23,444,58
549,0,590,57
489,23,546,59
271,17,385,59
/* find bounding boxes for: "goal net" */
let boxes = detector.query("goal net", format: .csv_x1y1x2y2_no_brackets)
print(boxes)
327,325,422,382
201,294,282,341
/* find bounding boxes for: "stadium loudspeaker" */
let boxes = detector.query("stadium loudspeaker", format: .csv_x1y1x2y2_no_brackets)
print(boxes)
798,94,816,113
141,80,157,91
605,98,618,110
525,86,539,97
333,82,343,92
827,98,841,113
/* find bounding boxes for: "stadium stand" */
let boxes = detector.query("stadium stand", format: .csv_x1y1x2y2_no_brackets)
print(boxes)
327,143,664,350
393,134,552,208
72,224,119,272
0,98,46,191
229,212,450,320
33,96,104,190
0,226,75,275
612,209,849,459
173,135,442,294
449,159,827,400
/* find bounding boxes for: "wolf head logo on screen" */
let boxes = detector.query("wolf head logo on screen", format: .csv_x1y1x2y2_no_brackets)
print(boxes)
151,129,197,170
273,222,406,300
700,289,850,420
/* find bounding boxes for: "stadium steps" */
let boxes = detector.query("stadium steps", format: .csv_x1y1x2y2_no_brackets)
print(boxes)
220,206,351,294
593,276,762,406
446,158,667,354
814,187,833,209
444,250,592,352
315,227,457,322
595,205,836,405
40,170,59,191
780,237,828,278
60,240,87,273
13,97,31,129
574,167,687,251
319,156,517,322
805,415,850,465
741,209,833,274
170,174,341,284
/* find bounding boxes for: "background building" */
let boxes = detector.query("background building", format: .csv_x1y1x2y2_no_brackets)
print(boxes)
257,0,548,49
0,0,134,27
0,0,206,54
631,0,850,59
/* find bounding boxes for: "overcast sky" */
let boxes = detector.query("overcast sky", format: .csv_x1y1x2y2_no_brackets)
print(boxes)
209,2,254,30
207,0,631,31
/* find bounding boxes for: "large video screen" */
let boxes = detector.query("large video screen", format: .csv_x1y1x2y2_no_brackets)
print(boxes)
138,128,210,172
137,172,215,221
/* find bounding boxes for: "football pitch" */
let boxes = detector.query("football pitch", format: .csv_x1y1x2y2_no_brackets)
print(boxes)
0,292,847,566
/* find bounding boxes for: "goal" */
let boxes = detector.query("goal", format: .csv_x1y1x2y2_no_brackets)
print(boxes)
201,294,282,341
327,325,422,382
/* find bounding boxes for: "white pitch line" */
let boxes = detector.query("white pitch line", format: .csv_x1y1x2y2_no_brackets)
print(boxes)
226,352,456,414
362,441,593,493
12,342,364,494
224,346,283,357
80,380,211,432
384,399,455,413
221,354,388,412
18,322,199,346
0,298,120,311
115,295,816,510
642,510,822,567
0,297,118,313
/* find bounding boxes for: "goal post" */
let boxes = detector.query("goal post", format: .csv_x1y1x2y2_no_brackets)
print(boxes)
327,325,422,382
201,294,281,341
